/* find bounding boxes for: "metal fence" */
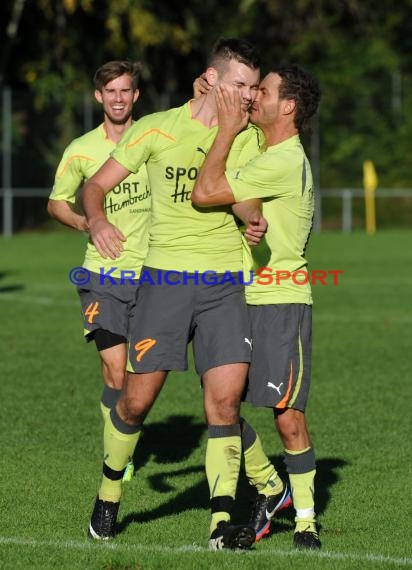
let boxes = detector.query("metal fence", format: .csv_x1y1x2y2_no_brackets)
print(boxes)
316,188,412,232
2,186,412,237
2,86,412,236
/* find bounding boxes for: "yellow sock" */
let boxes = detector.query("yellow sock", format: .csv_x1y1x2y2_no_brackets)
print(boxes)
100,386,121,422
285,447,316,532
99,411,142,502
244,436,282,495
210,512,231,533
206,425,241,533
100,401,110,422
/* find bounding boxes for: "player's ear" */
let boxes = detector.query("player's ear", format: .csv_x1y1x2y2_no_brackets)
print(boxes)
133,88,140,103
283,98,296,116
205,67,218,87
94,89,103,104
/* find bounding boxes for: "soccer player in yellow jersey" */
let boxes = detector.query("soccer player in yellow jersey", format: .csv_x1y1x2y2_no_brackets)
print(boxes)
82,39,277,550
48,61,151,481
192,64,322,550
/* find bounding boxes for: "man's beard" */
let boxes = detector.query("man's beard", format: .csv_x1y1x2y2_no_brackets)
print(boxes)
105,111,132,125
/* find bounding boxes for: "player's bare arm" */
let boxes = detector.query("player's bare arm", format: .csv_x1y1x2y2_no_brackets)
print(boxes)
232,199,267,246
82,157,130,260
192,85,248,206
47,199,89,232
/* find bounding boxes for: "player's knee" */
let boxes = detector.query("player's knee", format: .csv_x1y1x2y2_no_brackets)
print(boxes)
207,395,240,424
276,409,306,441
104,366,126,390
122,396,151,424
278,422,299,442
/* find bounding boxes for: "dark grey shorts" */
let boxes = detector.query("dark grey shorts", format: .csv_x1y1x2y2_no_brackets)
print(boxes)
77,271,138,340
127,267,252,376
244,304,312,411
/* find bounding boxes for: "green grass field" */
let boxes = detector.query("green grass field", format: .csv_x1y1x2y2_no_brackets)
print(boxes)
1,229,411,569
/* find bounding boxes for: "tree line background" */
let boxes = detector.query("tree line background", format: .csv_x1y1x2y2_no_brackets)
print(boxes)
1,0,412,230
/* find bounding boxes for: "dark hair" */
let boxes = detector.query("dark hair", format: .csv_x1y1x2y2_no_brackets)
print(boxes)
273,64,321,134
93,61,142,91
207,38,260,73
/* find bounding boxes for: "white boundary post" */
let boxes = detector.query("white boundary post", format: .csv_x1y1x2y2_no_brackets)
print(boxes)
2,86,12,238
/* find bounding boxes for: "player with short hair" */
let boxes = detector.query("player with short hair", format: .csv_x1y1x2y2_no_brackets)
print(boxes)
48,60,150,481
82,38,268,550
192,63,322,550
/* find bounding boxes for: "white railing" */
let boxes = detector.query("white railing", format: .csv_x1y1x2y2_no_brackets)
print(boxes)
1,188,51,237
319,188,412,232
1,187,412,237
1,85,93,238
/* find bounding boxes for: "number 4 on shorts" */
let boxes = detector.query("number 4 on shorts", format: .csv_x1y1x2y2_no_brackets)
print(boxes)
85,301,100,324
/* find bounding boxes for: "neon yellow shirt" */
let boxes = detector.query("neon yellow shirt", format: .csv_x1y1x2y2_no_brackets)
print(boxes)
50,123,150,277
228,135,314,305
112,102,261,272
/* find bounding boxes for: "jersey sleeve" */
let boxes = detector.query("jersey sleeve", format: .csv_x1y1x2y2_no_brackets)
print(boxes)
226,148,296,202
50,142,90,203
112,114,160,173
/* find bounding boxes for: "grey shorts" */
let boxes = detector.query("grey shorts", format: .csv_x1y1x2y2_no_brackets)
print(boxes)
77,271,138,341
244,304,312,411
127,267,252,376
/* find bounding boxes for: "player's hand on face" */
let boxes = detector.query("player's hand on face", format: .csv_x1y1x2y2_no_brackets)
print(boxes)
88,219,126,259
215,84,249,137
244,214,268,246
193,73,212,97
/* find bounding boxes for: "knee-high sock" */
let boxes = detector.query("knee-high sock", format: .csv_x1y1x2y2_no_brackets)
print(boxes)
100,386,121,421
284,447,316,531
206,424,241,533
241,418,282,495
99,407,142,502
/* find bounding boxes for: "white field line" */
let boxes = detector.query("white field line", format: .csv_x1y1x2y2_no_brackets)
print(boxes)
0,536,411,566
30,283,76,291
0,293,78,307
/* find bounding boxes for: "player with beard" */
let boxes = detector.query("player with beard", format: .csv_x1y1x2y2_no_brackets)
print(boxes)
192,64,322,550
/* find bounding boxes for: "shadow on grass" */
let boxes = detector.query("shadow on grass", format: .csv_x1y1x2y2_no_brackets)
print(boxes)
315,456,348,517
0,284,24,293
0,270,24,293
117,465,209,532
117,413,208,532
118,419,347,537
132,414,206,469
